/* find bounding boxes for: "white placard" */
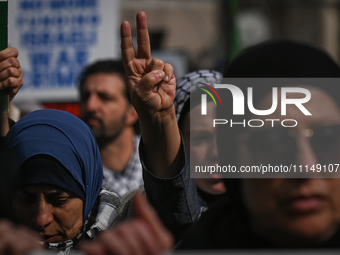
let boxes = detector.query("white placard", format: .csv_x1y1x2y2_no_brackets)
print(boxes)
9,0,120,102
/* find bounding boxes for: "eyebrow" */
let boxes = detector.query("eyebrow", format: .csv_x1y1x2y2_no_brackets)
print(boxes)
48,190,69,196
18,189,35,196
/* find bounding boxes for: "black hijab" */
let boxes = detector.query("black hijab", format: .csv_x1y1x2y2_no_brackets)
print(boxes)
178,40,340,250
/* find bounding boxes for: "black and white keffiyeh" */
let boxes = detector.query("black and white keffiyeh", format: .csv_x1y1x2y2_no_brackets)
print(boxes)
45,188,120,255
174,70,224,210
102,135,143,198
174,70,223,122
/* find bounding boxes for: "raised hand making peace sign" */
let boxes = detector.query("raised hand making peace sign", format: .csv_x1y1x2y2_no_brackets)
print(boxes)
120,12,182,178
121,11,176,118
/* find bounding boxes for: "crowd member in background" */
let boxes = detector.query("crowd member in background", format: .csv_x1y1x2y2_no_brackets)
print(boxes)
79,60,142,197
174,70,226,208
178,40,340,249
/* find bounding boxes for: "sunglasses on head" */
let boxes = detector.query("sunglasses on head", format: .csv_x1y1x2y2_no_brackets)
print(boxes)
239,124,340,165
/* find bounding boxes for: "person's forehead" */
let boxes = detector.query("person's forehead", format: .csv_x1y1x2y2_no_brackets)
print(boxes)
83,73,126,94
20,184,69,194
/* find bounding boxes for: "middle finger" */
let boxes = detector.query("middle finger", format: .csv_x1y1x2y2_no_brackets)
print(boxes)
0,57,20,73
0,67,22,83
136,11,151,59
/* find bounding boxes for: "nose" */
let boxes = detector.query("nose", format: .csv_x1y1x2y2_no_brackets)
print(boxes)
80,93,100,115
210,136,219,164
32,195,53,231
86,93,101,112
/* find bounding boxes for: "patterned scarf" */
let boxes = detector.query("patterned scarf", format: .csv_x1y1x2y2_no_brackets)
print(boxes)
45,189,120,255
102,135,143,197
174,70,223,122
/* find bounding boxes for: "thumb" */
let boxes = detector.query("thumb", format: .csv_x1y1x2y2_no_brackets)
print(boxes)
135,70,165,93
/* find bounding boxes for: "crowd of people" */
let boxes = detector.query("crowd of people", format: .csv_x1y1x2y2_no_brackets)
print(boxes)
1,10,340,255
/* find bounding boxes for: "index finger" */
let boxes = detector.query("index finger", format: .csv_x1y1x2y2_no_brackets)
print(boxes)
120,21,136,66
133,193,174,248
136,11,151,59
0,48,18,63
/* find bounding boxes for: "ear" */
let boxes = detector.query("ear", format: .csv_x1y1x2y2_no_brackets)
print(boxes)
125,105,139,126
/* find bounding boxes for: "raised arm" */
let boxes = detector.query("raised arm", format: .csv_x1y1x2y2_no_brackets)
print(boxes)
120,12,183,178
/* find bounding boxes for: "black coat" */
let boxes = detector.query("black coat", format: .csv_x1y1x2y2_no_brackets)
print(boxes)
178,197,340,250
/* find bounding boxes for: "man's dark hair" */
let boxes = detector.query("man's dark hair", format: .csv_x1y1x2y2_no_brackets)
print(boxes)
78,60,131,102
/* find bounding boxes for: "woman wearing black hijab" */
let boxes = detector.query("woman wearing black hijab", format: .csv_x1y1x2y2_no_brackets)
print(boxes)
178,40,340,249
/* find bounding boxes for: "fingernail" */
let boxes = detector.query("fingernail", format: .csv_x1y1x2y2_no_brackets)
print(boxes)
155,71,164,79
165,75,169,82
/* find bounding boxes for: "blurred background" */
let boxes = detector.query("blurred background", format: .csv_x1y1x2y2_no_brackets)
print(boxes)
7,0,340,118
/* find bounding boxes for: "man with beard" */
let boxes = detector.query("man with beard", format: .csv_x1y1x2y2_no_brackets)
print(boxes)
79,60,141,197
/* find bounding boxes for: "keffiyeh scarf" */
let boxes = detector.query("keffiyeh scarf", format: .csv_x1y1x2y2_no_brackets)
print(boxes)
45,189,120,255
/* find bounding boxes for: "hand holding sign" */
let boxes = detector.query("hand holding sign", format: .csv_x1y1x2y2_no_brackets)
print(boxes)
0,47,23,102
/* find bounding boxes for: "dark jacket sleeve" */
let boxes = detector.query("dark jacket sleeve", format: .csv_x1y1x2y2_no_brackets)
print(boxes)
140,134,201,243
